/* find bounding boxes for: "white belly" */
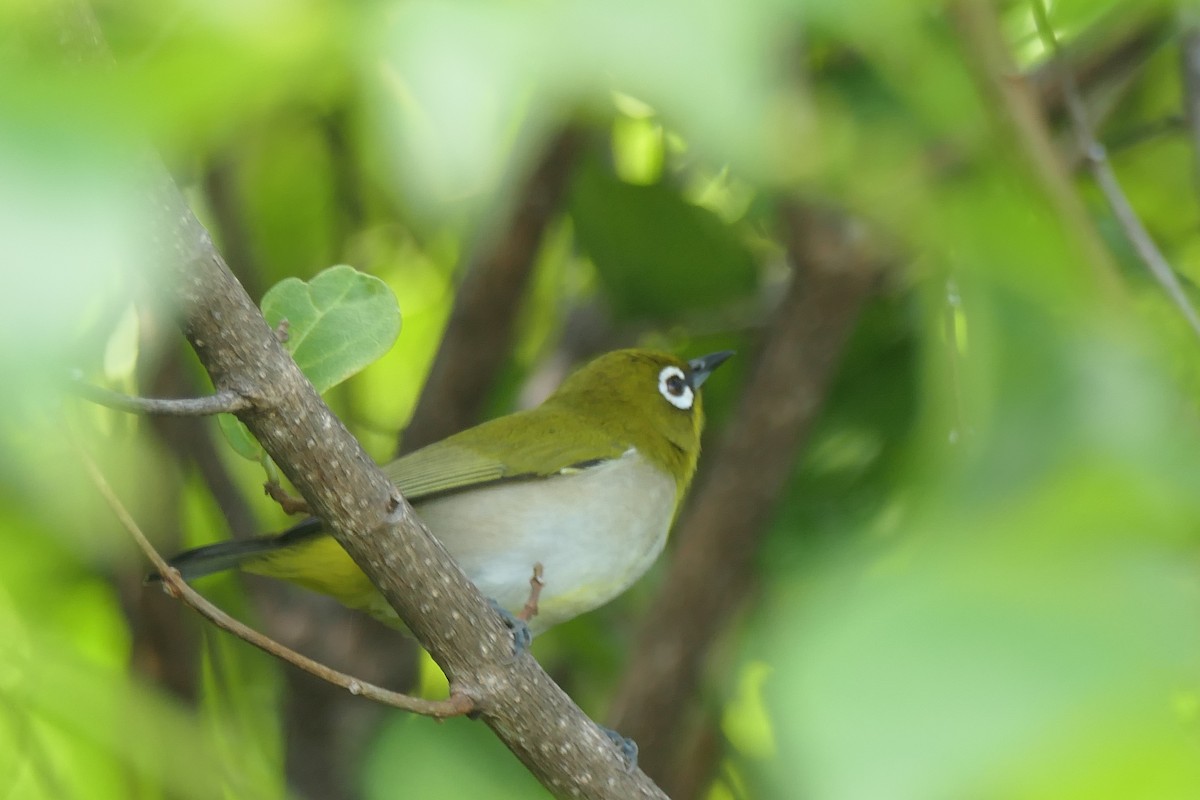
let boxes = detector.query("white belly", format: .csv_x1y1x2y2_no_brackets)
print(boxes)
414,450,676,635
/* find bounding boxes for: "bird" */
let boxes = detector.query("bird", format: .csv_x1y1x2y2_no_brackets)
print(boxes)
161,348,733,636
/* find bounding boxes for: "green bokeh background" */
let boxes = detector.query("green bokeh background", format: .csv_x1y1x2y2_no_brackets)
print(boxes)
3,0,1200,798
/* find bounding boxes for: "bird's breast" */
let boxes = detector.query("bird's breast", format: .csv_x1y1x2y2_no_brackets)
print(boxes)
413,449,677,634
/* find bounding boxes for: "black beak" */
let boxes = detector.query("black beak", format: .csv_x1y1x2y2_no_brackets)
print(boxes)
687,350,735,389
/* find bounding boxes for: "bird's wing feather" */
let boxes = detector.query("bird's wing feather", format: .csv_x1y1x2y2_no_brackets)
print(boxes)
382,443,511,498
384,407,630,501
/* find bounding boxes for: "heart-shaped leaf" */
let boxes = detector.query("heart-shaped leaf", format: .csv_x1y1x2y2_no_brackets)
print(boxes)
261,265,402,394
219,266,401,462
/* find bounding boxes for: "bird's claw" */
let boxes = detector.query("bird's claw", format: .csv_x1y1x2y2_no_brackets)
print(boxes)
599,725,638,772
488,599,533,656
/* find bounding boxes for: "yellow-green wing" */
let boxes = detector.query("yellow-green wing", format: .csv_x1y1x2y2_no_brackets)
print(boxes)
383,406,630,501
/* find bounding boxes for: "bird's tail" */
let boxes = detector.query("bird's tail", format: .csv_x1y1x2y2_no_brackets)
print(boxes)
149,518,324,582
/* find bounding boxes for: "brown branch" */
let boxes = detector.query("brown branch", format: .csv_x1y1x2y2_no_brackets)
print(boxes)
68,378,252,415
398,127,583,455
949,0,1124,300
607,204,883,791
1030,0,1200,342
60,3,666,796
142,348,261,537
37,24,663,800
111,332,206,705
277,621,419,800
75,436,473,719
304,125,583,797
282,118,585,779
1026,5,1170,121
153,182,665,798
114,476,200,704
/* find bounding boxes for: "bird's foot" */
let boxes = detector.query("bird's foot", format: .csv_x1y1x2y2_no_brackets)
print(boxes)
488,599,533,656
263,480,310,515
518,562,545,622
598,725,638,772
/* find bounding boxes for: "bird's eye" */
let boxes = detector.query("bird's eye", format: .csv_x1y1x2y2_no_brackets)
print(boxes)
657,366,694,410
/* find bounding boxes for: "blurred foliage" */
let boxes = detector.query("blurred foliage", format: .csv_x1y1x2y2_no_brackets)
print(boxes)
4,0,1200,798
363,715,548,800
570,153,760,318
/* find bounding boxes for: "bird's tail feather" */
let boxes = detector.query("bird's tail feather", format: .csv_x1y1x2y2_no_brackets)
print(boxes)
149,517,324,582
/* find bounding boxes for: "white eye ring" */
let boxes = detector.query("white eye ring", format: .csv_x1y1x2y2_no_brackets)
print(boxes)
658,365,694,410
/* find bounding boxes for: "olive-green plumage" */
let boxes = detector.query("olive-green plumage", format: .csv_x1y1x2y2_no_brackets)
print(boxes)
164,348,731,635
386,350,706,500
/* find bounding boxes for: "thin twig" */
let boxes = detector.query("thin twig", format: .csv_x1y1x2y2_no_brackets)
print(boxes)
1031,0,1200,341
1025,6,1170,133
74,436,473,719
58,3,666,796
69,377,253,416
949,0,1122,296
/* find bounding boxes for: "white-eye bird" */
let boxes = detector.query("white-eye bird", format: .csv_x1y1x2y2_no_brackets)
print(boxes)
164,348,733,635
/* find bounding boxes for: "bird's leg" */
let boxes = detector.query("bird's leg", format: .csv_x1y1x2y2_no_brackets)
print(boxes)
263,480,310,515
518,562,545,622
487,563,545,657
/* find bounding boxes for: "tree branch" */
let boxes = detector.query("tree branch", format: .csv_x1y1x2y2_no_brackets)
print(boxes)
949,0,1124,300
28,26,656,800
68,378,252,415
154,175,663,800
52,2,669,792
295,124,583,798
75,436,472,719
1025,6,1169,123
1030,0,1200,342
607,204,883,791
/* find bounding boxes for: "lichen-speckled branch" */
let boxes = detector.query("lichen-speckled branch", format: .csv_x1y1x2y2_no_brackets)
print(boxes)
58,1,668,795
151,139,663,800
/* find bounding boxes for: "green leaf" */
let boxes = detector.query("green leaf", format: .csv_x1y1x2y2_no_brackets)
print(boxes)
260,265,402,394
570,156,758,318
216,266,400,463
217,413,263,462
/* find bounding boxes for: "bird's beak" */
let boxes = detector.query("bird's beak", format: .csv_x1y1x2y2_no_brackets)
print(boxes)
687,350,735,389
